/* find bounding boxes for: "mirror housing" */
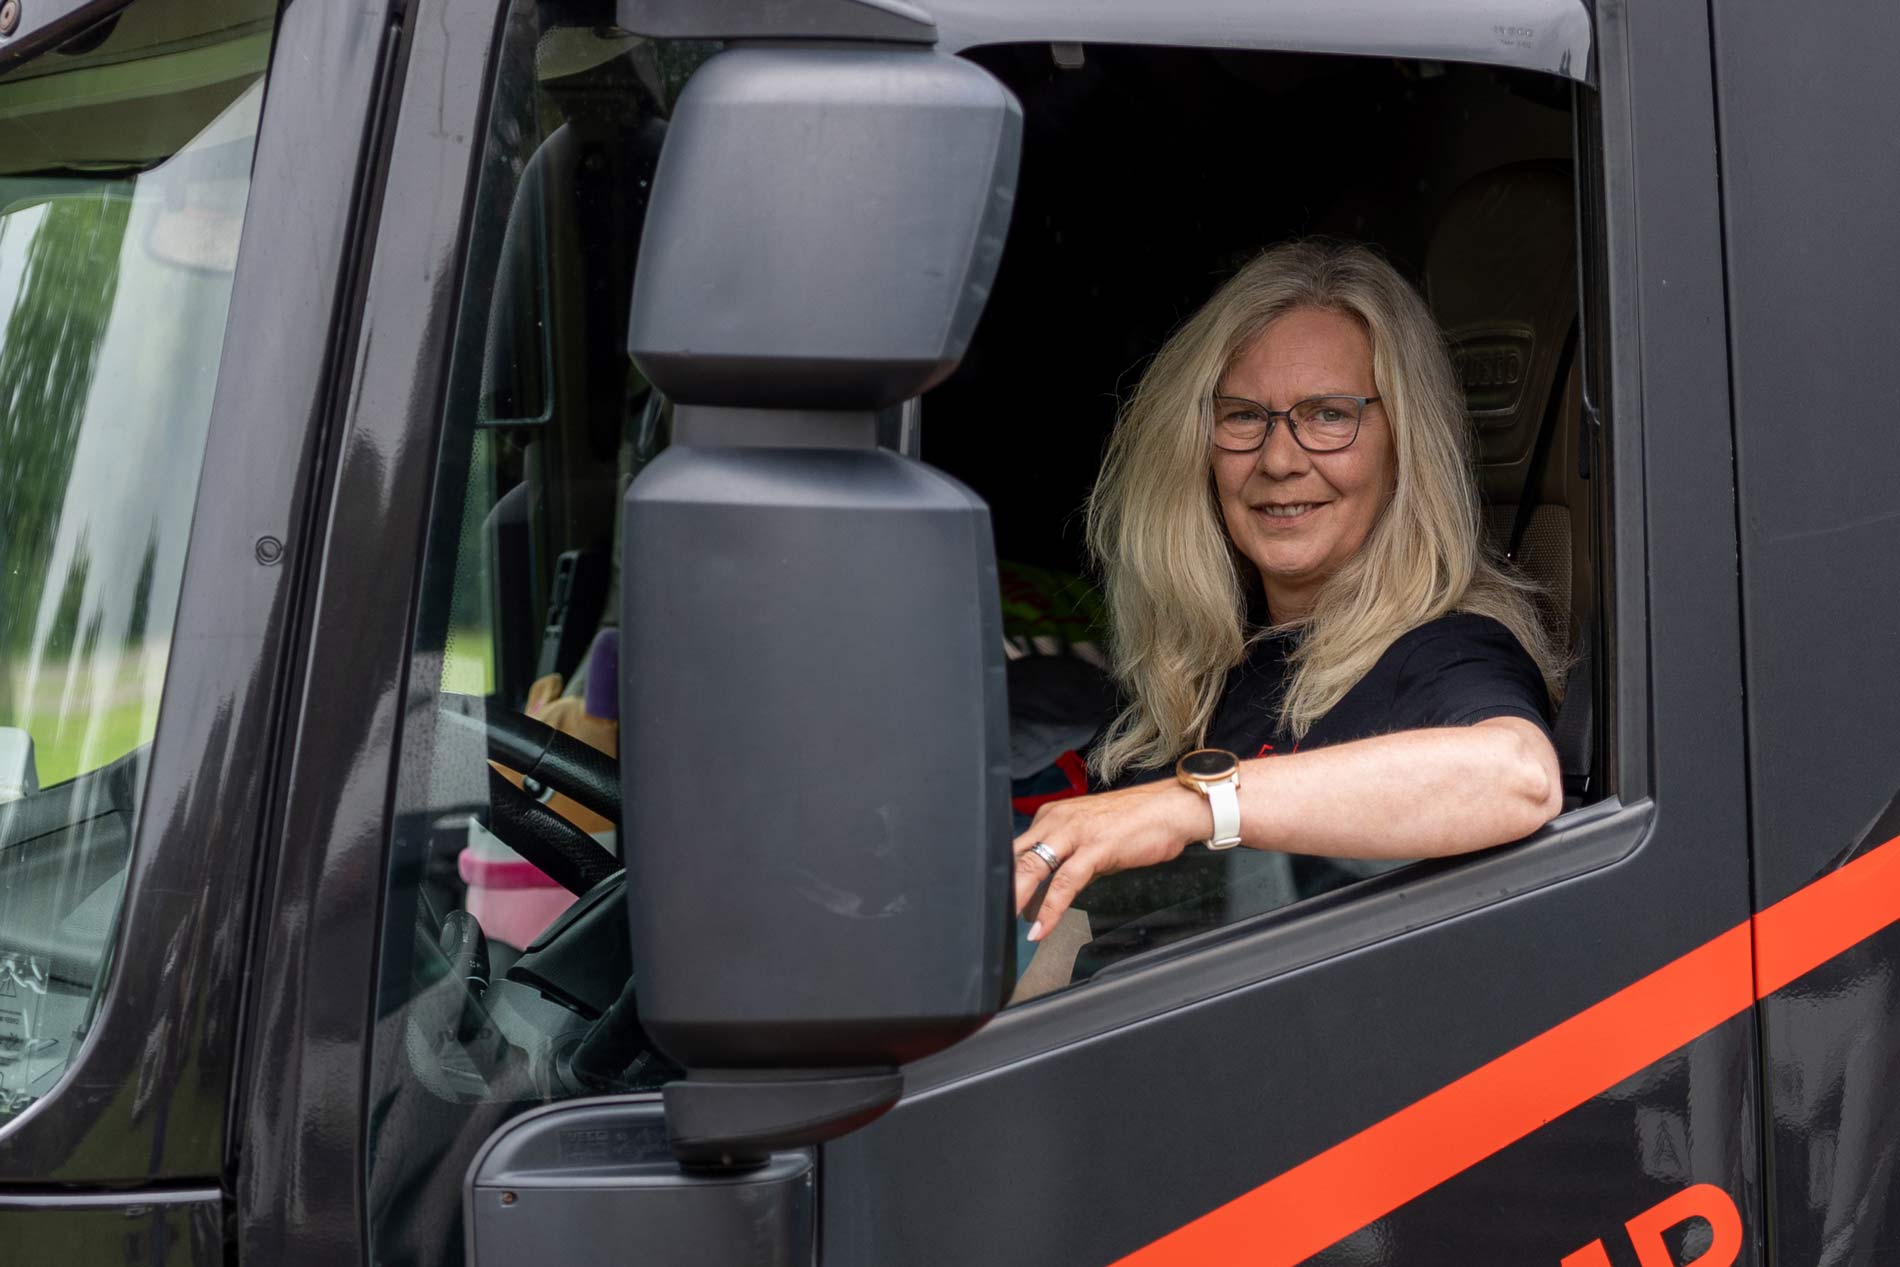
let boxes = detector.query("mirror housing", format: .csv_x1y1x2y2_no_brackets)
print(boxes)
628,46,1019,413
619,45,1019,1163
624,449,1010,1061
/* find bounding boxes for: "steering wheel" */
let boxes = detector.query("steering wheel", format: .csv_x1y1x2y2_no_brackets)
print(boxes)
403,695,675,1101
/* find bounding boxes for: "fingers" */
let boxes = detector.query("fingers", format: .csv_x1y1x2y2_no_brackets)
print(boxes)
1009,783,1200,940
1012,807,1061,913
1014,845,1059,916
1012,818,1100,942
1011,809,1054,861
1011,793,1150,937
1026,849,1096,939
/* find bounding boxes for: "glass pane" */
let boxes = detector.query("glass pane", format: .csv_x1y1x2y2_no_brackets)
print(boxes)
365,8,714,1263
0,0,277,1117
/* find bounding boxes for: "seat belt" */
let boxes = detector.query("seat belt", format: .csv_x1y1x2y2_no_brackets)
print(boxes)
1507,320,1580,561
1553,622,1594,803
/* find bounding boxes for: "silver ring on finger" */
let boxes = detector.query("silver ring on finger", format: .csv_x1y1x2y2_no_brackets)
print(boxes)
1029,842,1062,875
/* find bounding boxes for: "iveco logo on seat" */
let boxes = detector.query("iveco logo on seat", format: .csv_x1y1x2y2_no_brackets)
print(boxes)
1451,331,1534,424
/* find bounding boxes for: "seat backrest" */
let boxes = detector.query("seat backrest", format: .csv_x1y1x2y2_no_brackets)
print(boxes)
1425,161,1594,792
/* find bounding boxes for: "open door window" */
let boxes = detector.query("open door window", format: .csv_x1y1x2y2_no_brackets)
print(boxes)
928,34,1614,985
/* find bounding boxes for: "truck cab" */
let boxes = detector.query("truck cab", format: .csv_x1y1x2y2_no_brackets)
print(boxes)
0,0,1895,1264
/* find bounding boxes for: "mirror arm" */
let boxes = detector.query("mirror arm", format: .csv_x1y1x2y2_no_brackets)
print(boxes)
673,404,877,450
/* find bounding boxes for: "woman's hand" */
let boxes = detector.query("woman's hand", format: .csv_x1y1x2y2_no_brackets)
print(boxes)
1013,779,1210,940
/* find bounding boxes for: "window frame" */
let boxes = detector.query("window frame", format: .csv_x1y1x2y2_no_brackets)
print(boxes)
228,0,502,1257
934,53,1654,1058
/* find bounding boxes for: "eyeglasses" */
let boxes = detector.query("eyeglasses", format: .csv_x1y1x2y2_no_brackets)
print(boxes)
1209,394,1381,454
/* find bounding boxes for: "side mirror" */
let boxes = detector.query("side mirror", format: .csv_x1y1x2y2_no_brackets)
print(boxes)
0,729,37,804
620,46,1021,1165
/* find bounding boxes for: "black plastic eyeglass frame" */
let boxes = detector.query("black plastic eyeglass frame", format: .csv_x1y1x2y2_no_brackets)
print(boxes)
1209,394,1381,453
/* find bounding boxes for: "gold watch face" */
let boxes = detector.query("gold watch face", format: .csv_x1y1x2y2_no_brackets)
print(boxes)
1176,747,1239,784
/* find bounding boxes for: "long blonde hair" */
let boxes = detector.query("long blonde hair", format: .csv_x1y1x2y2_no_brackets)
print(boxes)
1086,240,1561,782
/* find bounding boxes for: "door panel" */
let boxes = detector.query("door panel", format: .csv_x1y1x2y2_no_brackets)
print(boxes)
825,866,1760,1265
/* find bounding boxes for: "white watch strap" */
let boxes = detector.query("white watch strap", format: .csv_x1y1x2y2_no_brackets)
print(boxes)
1204,777,1242,849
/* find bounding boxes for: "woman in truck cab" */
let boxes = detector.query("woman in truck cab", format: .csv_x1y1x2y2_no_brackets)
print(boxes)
1013,240,1564,940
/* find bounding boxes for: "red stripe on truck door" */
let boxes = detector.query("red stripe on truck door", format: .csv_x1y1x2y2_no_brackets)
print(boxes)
1112,833,1900,1267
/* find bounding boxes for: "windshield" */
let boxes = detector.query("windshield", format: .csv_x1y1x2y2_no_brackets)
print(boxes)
0,4,270,789
0,0,274,1117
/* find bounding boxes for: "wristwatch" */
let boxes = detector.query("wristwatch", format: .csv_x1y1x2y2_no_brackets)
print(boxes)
1175,748,1243,850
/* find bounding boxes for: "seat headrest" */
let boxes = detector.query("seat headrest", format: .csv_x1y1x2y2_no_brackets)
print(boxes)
480,117,669,427
1424,161,1577,478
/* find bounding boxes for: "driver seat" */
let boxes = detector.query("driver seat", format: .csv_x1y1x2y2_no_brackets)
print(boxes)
1424,160,1595,801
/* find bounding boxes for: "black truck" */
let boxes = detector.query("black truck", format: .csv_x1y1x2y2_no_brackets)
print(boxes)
0,0,1895,1264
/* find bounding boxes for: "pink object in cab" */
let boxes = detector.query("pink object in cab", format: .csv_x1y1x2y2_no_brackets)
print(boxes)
458,844,577,950
457,817,615,949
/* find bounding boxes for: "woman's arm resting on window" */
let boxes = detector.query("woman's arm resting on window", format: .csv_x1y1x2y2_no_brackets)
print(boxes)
1012,717,1562,938
1239,716,1561,859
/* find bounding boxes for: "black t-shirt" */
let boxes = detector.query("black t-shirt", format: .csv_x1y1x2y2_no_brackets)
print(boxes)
1212,611,1551,758
1110,612,1552,787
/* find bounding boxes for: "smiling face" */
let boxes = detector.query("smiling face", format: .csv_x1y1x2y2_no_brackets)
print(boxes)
1212,306,1396,623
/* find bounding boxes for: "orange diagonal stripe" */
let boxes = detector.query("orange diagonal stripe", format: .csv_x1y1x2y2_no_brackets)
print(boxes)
1113,834,1900,1267
1753,834,1900,995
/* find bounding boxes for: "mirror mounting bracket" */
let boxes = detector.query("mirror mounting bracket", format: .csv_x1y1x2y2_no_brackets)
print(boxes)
673,405,878,450
662,1068,904,1168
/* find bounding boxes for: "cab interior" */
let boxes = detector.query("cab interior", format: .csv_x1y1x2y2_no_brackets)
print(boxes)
440,32,1603,965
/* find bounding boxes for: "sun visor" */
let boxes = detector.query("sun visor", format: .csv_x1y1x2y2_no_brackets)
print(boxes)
614,0,1592,85
922,0,1592,83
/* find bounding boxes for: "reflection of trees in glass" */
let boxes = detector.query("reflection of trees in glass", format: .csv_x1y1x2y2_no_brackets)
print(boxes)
42,537,91,660
126,528,158,648
0,188,133,723
40,538,107,753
